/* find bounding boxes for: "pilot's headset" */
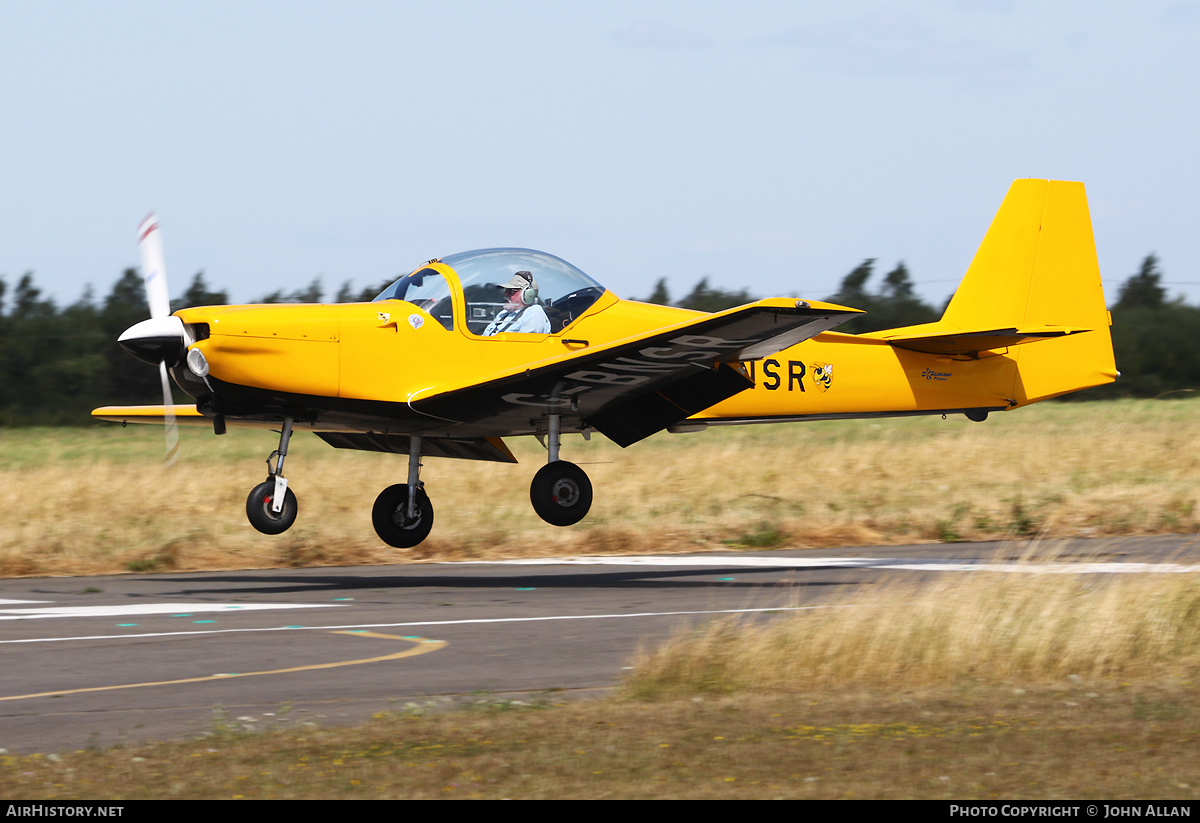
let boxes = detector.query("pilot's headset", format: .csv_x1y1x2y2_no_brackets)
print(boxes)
503,271,539,306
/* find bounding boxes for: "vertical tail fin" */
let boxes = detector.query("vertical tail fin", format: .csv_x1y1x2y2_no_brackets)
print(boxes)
878,179,1117,404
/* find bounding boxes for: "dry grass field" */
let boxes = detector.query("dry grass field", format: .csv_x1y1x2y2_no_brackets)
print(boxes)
3,397,1200,576
626,554,1200,695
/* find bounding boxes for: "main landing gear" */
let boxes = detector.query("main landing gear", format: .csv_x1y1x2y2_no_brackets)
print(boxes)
246,418,299,535
242,417,591,547
371,435,435,548
529,412,592,527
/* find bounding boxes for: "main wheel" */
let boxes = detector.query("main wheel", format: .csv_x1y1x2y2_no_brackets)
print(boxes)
246,479,298,535
530,461,592,526
372,483,435,548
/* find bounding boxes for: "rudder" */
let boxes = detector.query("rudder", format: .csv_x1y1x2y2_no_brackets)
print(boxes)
943,179,1116,404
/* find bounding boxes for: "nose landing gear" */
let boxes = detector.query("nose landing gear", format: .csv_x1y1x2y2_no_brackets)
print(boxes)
246,479,298,534
246,417,299,535
529,413,592,527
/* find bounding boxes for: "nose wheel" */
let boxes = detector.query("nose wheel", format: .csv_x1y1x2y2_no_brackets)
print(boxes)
246,479,298,535
246,417,299,535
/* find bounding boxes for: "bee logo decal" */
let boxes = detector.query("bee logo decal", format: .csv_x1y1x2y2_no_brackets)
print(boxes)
811,363,833,392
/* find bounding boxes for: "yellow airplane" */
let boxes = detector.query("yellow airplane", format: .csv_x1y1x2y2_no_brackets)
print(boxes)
95,179,1116,548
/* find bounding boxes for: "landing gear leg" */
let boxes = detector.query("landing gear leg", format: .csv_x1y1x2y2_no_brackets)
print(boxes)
246,417,298,535
372,435,435,548
530,413,592,527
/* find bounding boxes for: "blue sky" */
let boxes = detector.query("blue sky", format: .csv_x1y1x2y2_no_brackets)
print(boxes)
1,1,1197,309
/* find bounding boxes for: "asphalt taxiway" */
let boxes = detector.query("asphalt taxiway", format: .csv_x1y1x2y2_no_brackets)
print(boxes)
2,535,1198,753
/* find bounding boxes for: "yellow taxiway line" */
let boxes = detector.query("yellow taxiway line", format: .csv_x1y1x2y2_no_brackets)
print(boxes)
0,632,445,702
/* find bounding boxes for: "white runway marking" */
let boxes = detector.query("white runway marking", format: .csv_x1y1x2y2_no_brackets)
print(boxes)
0,599,51,604
869,562,1200,574
0,605,839,644
0,602,345,620
449,555,872,568
447,555,1200,573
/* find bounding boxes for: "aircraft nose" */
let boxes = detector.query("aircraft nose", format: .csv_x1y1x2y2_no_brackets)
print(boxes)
117,316,188,367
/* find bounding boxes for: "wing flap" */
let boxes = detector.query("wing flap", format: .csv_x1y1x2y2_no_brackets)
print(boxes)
587,361,753,447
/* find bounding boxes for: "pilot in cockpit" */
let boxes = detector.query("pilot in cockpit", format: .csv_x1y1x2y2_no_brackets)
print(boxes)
482,271,552,336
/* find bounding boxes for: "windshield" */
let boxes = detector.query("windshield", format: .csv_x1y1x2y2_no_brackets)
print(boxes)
372,267,454,330
441,249,605,336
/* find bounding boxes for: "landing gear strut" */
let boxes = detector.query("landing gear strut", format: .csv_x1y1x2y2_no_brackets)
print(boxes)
246,417,298,535
530,413,592,527
372,435,435,548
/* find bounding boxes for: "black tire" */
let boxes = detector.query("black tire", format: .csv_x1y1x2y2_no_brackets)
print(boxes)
372,483,435,548
246,479,298,535
530,461,592,526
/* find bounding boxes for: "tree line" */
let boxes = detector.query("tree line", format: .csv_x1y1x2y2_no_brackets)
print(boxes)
0,256,1191,424
638,259,939,334
0,270,391,425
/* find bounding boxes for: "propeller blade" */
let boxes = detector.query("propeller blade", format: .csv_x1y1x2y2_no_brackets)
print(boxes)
159,361,180,466
137,213,170,319
137,212,180,465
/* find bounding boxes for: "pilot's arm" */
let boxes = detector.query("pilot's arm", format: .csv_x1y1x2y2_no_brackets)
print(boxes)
510,304,551,334
484,305,550,335
482,311,509,336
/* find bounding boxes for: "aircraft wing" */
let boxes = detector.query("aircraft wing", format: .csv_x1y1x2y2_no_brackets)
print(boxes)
92,405,210,426
412,299,859,447
90,405,521,462
92,404,333,433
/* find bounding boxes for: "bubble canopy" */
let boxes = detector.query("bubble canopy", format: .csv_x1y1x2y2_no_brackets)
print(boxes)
375,248,606,335
440,248,601,294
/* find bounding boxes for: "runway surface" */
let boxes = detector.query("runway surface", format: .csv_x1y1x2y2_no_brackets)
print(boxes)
2,535,1198,754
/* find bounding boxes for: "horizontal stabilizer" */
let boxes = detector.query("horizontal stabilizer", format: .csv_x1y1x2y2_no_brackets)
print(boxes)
876,324,1093,357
